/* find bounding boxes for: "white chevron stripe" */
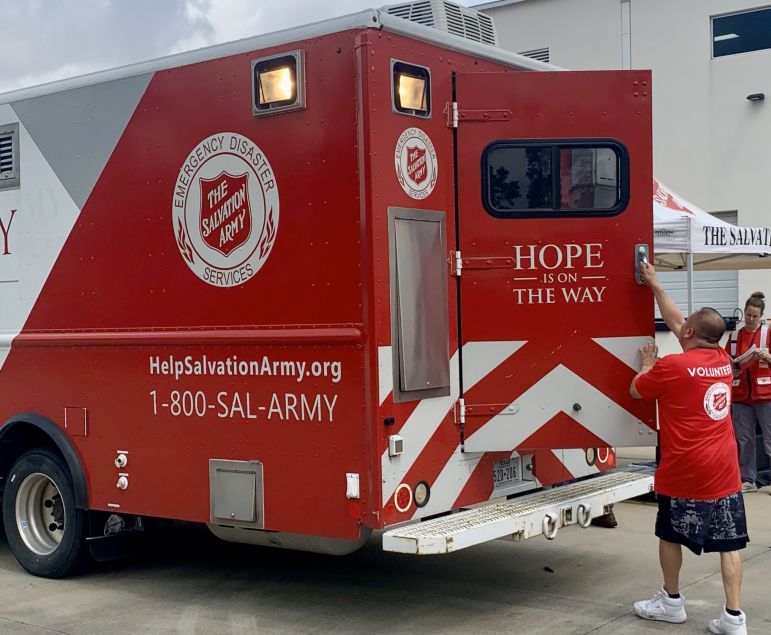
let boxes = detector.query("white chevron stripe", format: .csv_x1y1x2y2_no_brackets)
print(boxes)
0,333,11,374
381,340,526,506
0,105,81,376
411,445,483,518
557,449,600,479
464,364,655,452
592,336,652,371
378,346,392,406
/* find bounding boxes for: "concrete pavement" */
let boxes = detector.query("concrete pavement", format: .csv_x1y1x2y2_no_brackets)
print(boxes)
0,492,770,634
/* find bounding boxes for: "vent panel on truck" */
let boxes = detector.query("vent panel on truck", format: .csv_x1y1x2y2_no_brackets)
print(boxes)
384,0,498,46
0,123,19,189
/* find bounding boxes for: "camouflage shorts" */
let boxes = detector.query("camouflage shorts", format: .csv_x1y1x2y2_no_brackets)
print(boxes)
655,492,749,554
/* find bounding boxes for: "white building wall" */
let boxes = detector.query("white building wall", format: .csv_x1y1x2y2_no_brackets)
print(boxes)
481,0,771,348
489,0,622,69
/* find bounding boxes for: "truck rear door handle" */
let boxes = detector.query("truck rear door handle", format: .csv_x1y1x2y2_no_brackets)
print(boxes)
634,244,650,285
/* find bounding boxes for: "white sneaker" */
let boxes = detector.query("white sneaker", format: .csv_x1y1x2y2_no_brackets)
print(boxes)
741,481,758,493
633,586,687,623
708,608,747,634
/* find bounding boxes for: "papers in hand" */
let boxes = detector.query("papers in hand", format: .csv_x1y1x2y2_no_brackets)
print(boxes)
733,345,760,370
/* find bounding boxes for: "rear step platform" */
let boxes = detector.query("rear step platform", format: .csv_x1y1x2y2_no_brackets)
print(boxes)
382,467,654,555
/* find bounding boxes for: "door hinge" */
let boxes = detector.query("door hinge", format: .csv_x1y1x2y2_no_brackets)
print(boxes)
445,101,459,128
450,250,462,276
458,109,513,123
457,398,466,425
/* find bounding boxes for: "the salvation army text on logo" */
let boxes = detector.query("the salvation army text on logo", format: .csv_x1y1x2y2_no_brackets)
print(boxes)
172,132,279,287
394,127,437,200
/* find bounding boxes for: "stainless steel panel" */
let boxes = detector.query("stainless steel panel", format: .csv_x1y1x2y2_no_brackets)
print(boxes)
213,470,256,522
209,459,264,528
388,207,450,402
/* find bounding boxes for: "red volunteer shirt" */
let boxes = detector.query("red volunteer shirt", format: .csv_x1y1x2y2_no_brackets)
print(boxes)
635,347,741,500
727,326,770,403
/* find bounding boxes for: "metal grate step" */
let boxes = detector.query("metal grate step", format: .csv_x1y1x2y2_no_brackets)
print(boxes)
382,468,653,555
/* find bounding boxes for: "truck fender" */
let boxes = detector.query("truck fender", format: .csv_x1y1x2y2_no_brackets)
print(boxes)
0,412,89,509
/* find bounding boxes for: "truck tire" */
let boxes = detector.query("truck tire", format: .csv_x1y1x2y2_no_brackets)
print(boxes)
1,448,88,578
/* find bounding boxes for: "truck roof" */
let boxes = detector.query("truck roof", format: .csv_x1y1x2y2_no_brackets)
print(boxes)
0,8,558,105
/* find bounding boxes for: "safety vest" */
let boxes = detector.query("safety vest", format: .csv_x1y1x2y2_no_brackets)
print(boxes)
728,323,771,401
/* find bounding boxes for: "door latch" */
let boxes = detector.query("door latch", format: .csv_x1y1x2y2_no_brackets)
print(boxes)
634,244,650,285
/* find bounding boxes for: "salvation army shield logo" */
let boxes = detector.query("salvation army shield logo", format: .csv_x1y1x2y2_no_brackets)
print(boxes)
395,127,437,200
703,382,731,421
406,145,427,186
172,132,279,288
199,172,251,257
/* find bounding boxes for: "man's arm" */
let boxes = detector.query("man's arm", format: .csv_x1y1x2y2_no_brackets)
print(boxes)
630,342,658,399
640,261,685,335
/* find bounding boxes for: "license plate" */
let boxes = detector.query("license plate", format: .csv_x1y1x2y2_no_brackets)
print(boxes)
493,458,519,487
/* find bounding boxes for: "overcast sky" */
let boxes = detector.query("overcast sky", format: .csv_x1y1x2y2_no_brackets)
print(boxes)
0,0,474,94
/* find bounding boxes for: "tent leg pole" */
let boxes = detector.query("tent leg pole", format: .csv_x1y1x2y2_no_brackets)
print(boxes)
687,252,694,315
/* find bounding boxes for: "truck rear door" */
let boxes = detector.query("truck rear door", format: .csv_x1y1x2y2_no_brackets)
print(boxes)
454,70,656,457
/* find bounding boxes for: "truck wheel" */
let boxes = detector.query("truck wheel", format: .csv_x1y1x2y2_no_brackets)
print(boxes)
1,448,87,578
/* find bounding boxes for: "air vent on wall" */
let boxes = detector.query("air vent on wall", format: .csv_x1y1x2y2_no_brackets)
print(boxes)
0,123,19,189
518,47,550,63
383,0,498,46
0,134,13,175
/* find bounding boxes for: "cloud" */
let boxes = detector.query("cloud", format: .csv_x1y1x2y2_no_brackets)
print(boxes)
0,0,473,93
0,0,209,92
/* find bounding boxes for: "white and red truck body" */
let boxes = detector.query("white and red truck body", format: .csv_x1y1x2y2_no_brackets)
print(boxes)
0,6,656,568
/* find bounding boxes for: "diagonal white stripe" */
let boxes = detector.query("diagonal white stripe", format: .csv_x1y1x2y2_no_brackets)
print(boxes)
0,334,11,373
464,364,656,452
0,105,81,377
557,448,600,479
411,445,482,518
378,346,393,406
592,336,652,371
381,340,526,506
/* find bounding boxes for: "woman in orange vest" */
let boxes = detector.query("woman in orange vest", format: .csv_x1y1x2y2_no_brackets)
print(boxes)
726,291,771,493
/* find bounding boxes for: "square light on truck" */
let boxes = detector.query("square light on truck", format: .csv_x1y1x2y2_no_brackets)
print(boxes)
252,51,305,116
392,60,430,117
259,66,294,104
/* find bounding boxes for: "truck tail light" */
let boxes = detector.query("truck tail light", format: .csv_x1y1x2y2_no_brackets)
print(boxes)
414,480,430,507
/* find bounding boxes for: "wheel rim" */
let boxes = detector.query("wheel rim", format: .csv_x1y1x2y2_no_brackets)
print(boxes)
15,472,65,555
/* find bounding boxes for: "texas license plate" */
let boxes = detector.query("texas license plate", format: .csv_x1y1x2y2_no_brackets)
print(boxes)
493,458,519,487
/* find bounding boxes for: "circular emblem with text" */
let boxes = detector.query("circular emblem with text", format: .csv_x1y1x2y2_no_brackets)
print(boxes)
172,132,279,287
394,127,438,200
703,382,730,421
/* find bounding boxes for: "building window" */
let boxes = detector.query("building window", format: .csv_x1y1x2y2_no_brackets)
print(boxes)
482,139,628,218
712,8,771,58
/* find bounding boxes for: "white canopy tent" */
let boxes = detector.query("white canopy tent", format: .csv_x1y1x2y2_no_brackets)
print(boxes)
652,179,771,312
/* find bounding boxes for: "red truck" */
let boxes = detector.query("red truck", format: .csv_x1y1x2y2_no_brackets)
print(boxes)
0,1,655,577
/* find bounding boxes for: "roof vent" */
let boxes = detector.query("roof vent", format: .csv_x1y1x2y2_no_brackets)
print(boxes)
383,0,498,46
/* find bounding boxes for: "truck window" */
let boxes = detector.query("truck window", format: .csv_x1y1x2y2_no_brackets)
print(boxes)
482,140,628,218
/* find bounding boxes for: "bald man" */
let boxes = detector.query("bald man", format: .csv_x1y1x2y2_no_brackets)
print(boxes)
631,262,748,635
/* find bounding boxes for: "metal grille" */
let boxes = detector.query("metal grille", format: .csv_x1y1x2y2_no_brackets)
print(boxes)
518,47,550,63
0,133,13,175
385,1,436,27
384,1,498,46
391,470,651,538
